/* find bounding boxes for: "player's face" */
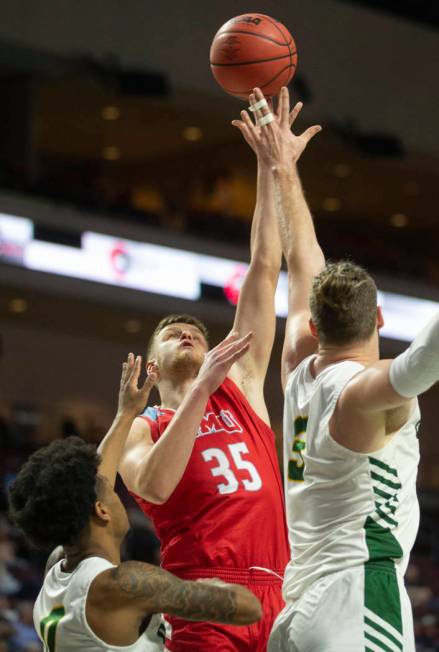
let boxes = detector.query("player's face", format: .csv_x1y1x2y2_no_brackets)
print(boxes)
100,478,130,541
154,322,208,377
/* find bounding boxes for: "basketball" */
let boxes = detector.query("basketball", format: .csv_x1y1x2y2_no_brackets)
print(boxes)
210,14,297,100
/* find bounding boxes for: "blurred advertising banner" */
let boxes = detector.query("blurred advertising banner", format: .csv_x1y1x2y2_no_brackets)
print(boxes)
1,212,438,343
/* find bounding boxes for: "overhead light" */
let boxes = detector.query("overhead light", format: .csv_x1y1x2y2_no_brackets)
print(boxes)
334,163,351,178
125,319,141,334
322,197,341,212
390,213,409,228
9,298,28,314
102,106,120,121
102,146,120,161
183,126,203,142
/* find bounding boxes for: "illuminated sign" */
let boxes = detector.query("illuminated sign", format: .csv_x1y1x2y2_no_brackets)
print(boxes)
1,212,437,343
0,214,33,263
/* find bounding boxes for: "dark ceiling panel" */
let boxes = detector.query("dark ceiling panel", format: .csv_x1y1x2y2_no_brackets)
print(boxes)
339,0,439,29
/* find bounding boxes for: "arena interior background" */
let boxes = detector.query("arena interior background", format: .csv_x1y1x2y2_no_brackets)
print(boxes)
0,2,439,650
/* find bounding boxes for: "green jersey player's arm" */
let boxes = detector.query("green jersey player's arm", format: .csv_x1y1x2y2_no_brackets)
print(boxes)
86,561,262,645
245,88,324,390
43,355,156,577
275,166,325,390
331,312,439,452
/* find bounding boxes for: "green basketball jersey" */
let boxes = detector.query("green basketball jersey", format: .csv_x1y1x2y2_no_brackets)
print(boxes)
34,557,163,651
282,356,420,601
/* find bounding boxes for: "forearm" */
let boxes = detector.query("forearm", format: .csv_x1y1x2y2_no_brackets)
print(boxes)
389,312,439,398
249,163,282,271
136,383,210,502
231,163,282,380
98,412,136,485
276,165,324,381
110,562,262,625
273,164,324,275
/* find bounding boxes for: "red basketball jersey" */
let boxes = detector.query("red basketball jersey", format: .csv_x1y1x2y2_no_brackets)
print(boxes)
131,377,289,575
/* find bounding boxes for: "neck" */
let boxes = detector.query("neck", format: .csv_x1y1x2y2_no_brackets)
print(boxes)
158,374,198,410
314,336,379,374
63,533,121,572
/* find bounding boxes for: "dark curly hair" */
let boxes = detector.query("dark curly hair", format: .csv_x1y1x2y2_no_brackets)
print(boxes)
8,437,102,551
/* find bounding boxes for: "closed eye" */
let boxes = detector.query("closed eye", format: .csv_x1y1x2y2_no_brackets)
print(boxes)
163,331,180,340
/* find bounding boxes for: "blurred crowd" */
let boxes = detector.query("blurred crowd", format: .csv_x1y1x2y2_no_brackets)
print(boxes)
1,409,439,651
408,559,439,651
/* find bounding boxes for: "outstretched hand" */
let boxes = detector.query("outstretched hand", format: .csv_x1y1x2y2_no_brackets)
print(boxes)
118,353,158,417
232,86,321,168
196,331,252,396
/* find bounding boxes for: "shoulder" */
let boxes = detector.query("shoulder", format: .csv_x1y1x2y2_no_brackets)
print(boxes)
87,565,121,608
320,360,365,408
118,418,154,489
127,416,152,443
44,546,65,577
285,358,365,417
221,375,272,429
284,355,315,394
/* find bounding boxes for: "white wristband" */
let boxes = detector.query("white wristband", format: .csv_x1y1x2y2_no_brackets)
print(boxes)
389,312,439,398
258,113,274,126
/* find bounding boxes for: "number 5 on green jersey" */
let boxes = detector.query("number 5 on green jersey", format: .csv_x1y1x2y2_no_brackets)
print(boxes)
288,416,308,482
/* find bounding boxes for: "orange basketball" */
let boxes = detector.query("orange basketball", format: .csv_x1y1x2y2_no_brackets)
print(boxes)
210,14,297,100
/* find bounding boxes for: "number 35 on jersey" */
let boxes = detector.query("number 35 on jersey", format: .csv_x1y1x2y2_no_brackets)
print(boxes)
202,442,263,494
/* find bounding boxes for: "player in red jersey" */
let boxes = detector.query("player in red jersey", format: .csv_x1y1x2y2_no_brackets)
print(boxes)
119,91,321,651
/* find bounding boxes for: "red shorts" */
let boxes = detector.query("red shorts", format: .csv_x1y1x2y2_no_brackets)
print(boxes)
163,567,285,652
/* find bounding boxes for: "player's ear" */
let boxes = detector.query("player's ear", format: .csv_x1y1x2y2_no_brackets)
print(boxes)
377,306,385,331
309,318,318,339
94,501,111,523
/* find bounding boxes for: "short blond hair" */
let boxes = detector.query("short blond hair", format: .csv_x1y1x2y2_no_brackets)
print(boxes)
310,261,377,345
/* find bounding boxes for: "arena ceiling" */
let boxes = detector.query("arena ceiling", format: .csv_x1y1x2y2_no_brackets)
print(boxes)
340,0,439,28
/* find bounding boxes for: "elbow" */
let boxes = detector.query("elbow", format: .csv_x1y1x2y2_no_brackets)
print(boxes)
233,588,263,625
287,245,325,275
135,476,171,505
240,594,263,625
248,259,280,284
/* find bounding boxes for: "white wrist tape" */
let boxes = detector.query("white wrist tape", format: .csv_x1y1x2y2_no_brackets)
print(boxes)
389,312,439,398
249,98,268,112
258,113,275,126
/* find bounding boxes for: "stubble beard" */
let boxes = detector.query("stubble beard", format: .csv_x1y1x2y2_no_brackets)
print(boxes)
166,349,203,379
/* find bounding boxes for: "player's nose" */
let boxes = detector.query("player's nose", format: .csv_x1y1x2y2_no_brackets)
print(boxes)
180,330,193,341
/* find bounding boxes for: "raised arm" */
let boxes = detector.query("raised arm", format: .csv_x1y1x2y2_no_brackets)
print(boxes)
331,311,439,451
227,95,282,420
44,354,156,576
88,561,261,628
97,353,157,485
249,87,324,390
119,332,252,504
